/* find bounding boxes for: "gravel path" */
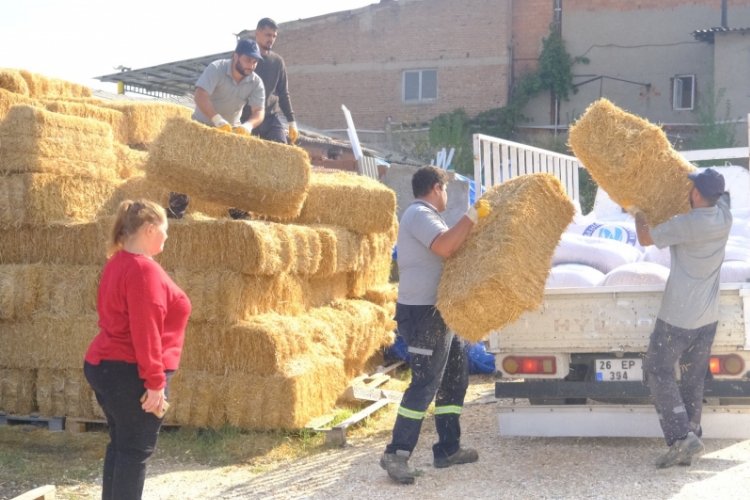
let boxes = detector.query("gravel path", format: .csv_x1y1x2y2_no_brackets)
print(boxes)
58,383,750,499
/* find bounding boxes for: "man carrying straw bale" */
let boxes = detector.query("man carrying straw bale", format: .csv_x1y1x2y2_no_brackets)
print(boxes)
168,38,266,219
630,168,731,468
380,166,490,485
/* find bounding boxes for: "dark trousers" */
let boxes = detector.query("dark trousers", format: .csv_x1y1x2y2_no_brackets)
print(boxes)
252,113,288,144
643,319,717,446
84,361,168,500
385,304,469,460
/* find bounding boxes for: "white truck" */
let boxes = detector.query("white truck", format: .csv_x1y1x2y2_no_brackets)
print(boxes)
472,134,750,438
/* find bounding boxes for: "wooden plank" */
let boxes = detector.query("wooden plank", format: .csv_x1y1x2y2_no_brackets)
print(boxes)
10,484,56,500
325,399,392,446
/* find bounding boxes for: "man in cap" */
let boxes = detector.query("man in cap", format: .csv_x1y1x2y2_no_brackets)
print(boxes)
168,38,266,219
192,38,266,134
241,17,298,145
631,167,732,468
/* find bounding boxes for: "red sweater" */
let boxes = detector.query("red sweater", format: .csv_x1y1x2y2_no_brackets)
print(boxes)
85,251,191,390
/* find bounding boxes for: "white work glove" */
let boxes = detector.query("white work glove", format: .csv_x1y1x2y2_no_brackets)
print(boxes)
465,199,492,224
288,121,299,144
211,114,232,132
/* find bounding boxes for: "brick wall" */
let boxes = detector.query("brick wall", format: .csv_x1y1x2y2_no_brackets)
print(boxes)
272,0,513,130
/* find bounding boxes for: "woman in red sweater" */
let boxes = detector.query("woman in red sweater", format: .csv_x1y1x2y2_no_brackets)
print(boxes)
84,199,191,500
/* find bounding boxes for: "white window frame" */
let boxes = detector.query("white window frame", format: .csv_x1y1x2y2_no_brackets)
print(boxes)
672,74,695,111
402,69,437,103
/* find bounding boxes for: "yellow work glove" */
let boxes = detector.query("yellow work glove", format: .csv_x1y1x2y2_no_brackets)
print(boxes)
288,121,299,144
233,125,251,136
211,114,232,133
466,199,491,224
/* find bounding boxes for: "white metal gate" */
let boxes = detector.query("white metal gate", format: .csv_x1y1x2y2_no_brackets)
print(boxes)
473,134,582,202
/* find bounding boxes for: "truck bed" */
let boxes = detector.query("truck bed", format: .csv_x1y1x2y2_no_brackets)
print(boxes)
487,283,750,353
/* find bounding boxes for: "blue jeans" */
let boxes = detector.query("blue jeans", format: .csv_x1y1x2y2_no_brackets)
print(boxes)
385,304,469,459
644,319,716,446
253,113,288,144
84,361,170,500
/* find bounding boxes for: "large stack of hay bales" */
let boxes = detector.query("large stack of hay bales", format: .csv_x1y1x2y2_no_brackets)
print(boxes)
0,69,397,430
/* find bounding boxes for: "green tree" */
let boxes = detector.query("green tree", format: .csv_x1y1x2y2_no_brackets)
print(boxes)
687,85,736,150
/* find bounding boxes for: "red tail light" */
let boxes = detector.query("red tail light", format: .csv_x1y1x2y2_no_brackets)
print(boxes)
709,354,745,376
502,356,557,375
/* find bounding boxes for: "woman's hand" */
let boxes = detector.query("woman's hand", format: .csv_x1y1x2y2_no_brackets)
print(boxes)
140,388,167,417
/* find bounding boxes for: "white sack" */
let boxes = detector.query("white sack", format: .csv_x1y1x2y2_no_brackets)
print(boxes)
721,260,750,284
552,232,643,274
600,262,670,287
546,264,605,289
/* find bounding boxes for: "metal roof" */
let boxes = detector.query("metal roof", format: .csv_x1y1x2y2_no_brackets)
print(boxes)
692,26,750,43
96,51,231,99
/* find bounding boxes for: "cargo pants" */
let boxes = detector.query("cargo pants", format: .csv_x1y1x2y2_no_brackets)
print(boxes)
385,303,469,460
643,319,717,446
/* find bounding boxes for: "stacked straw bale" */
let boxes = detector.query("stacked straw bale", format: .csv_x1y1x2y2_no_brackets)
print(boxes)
437,173,575,343
146,116,311,219
569,98,695,225
0,70,398,430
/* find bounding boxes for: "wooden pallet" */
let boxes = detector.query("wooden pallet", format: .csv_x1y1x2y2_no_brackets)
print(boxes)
306,361,405,446
0,413,65,432
9,484,56,500
64,417,181,433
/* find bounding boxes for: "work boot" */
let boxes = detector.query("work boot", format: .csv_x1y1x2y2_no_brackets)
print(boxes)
167,192,189,219
433,447,479,469
380,451,418,485
679,425,703,466
656,432,704,469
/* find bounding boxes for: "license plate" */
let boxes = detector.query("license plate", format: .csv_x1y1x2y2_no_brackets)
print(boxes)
595,358,643,382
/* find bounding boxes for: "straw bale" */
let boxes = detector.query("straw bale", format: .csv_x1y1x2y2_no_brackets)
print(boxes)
97,101,192,145
314,225,367,277
181,299,393,377
42,99,127,144
114,144,149,179
0,314,97,370
0,264,99,320
0,173,120,226
171,269,349,323
0,221,107,265
0,88,39,121
347,226,398,297
0,367,36,415
0,69,29,95
569,98,694,225
294,170,397,234
18,69,92,99
157,217,322,275
36,368,100,418
146,116,310,219
437,173,575,343
362,283,398,319
171,355,347,430
0,105,118,179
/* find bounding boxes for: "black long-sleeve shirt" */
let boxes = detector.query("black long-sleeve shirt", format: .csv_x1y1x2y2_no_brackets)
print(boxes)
254,51,295,123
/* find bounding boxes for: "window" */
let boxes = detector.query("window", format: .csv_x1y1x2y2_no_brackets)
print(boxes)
672,75,695,110
403,69,437,103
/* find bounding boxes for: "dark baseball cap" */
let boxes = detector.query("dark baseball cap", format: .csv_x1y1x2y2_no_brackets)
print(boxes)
688,168,725,198
235,39,263,61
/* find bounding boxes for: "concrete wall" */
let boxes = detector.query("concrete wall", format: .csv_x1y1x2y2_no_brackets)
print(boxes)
714,32,750,143
382,164,470,227
273,0,513,131
522,0,750,146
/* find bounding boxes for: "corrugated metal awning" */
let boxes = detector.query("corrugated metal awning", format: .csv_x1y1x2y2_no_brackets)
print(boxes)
693,26,750,43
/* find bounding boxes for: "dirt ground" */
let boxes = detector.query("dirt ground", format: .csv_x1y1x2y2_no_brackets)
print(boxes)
17,376,748,500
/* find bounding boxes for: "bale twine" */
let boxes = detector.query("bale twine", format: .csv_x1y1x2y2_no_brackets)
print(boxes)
157,217,322,275
0,88,39,121
0,367,36,415
42,99,127,144
295,170,397,234
146,116,310,219
0,264,99,320
171,269,349,323
0,69,30,95
568,98,694,225
437,173,575,343
36,369,99,419
97,101,192,145
0,221,108,265
0,173,121,226
0,315,97,369
0,105,118,180
18,69,92,99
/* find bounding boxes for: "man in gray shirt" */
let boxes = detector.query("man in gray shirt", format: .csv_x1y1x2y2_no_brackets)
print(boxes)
633,167,732,468
380,166,490,485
